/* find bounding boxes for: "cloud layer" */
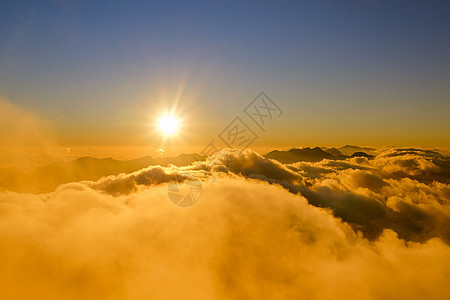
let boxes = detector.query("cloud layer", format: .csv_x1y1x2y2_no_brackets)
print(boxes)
0,148,449,299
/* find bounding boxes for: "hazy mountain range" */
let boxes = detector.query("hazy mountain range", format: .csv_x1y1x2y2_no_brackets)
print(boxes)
321,145,377,156
265,146,375,164
0,146,378,193
0,153,204,193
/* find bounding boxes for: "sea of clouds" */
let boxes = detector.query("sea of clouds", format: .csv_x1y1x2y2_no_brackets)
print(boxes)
1,98,449,299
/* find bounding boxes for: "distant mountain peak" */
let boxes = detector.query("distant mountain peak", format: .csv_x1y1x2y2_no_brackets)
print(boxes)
324,147,344,157
338,145,376,156
350,152,375,159
265,147,335,163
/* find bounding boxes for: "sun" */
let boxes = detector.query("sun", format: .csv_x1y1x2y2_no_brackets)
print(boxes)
159,115,178,135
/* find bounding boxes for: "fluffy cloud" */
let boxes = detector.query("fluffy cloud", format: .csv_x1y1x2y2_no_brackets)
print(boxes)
371,148,450,183
298,150,450,242
77,148,450,243
1,147,450,299
1,177,450,299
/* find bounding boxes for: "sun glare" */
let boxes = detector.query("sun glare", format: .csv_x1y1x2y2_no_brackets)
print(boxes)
159,115,178,135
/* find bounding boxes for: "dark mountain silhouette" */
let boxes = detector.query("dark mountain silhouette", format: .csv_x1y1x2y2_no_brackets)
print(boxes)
350,152,375,159
324,147,344,157
265,147,376,164
265,147,336,164
337,145,376,156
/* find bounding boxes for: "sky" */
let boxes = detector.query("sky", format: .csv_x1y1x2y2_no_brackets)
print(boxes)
1,0,450,157
1,2,450,298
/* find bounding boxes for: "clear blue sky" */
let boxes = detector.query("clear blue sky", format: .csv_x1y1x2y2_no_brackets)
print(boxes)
1,0,449,150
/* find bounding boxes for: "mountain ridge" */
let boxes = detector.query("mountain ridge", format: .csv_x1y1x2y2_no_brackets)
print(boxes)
0,147,377,193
